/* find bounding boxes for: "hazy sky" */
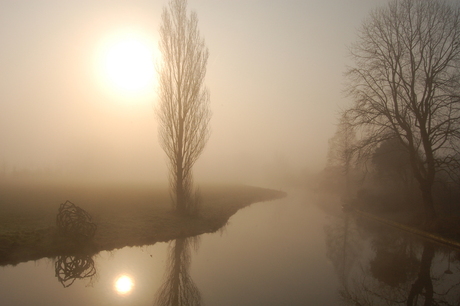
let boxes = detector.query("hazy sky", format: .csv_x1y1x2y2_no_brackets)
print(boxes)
0,0,384,185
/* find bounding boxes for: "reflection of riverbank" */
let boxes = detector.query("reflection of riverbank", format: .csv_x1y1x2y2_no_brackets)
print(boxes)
324,209,460,305
315,189,460,248
0,189,348,305
348,192,460,247
0,184,285,266
355,209,460,250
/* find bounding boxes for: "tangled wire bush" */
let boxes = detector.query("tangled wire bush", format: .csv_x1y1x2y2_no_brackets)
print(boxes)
56,200,97,240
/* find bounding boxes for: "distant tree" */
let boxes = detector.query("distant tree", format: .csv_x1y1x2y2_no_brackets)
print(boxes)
327,112,356,195
372,139,410,182
372,138,417,204
345,0,460,223
157,0,211,214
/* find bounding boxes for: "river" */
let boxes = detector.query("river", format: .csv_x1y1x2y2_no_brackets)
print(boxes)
0,190,459,305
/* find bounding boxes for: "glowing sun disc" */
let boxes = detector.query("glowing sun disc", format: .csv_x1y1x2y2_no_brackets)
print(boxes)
114,275,134,295
103,36,155,92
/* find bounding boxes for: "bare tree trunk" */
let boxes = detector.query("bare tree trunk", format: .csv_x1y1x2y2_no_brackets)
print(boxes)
176,114,185,212
420,183,437,224
176,163,184,211
409,151,437,223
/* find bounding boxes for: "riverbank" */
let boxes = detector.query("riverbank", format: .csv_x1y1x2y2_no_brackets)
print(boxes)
0,181,286,266
353,207,460,250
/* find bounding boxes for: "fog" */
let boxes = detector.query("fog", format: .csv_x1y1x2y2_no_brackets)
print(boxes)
0,0,383,187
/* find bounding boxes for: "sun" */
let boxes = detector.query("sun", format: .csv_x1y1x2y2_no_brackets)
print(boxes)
114,275,134,295
105,38,154,91
95,30,157,100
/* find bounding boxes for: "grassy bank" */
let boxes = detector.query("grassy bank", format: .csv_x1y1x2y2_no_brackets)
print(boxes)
0,181,286,266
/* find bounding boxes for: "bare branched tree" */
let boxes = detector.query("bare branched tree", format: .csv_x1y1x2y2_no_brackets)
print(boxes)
345,0,460,223
157,0,211,214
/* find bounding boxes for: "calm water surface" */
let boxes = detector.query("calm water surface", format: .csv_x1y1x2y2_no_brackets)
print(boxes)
1,190,459,305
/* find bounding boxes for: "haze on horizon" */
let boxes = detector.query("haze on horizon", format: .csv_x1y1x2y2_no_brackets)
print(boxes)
0,0,383,187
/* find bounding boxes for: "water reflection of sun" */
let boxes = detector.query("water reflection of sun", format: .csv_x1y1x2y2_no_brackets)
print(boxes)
114,275,134,295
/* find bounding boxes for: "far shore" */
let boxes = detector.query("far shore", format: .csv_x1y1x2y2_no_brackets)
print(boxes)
0,181,286,266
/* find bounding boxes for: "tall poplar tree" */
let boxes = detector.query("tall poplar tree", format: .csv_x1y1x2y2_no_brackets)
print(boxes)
157,0,211,214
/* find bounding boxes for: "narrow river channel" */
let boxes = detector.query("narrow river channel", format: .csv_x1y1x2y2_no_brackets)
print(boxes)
0,190,459,305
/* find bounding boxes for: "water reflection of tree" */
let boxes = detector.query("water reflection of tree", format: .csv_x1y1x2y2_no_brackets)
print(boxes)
54,254,97,288
334,221,460,306
368,227,419,288
407,242,435,306
324,214,362,287
155,236,202,306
